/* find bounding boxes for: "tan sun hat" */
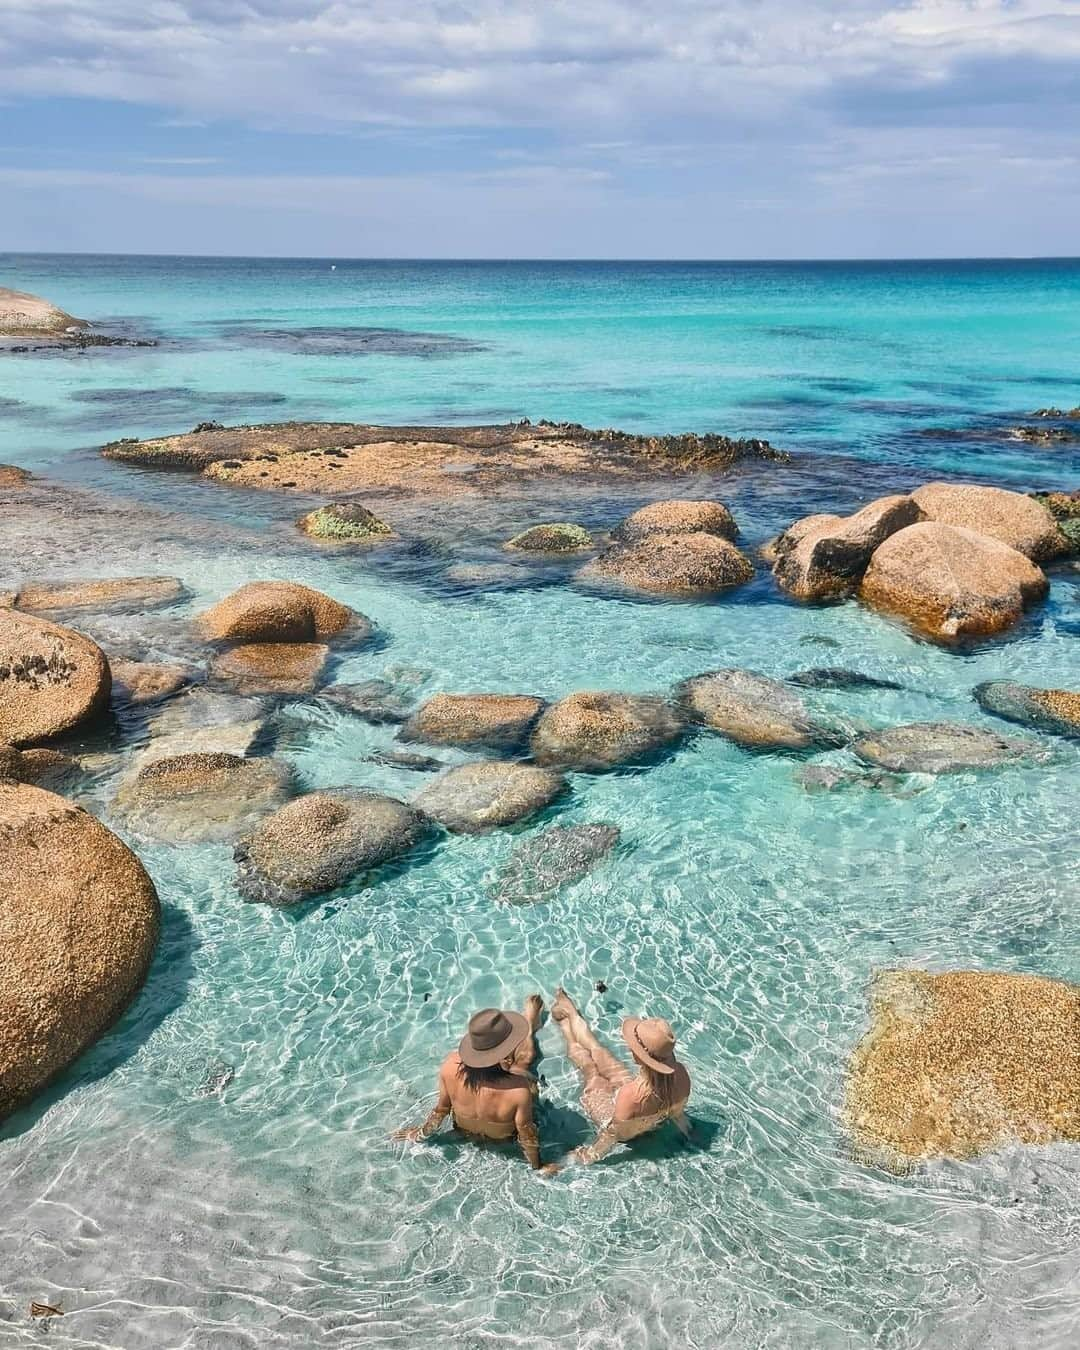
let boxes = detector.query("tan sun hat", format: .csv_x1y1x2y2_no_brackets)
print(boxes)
459,1007,530,1068
622,1016,677,1074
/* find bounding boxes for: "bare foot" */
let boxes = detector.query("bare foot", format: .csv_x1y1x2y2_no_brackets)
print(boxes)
523,993,544,1029
550,986,574,1022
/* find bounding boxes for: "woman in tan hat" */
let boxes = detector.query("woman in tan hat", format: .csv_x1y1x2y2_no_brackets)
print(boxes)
551,987,694,1163
393,996,560,1172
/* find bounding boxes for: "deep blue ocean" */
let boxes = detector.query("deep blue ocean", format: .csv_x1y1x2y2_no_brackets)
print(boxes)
1,255,1078,1349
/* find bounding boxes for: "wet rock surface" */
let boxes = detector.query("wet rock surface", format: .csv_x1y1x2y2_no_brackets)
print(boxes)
141,687,269,762
677,669,842,751
974,681,1080,739
910,482,1068,562
298,502,395,542
414,760,566,833
853,721,1036,773
504,523,594,553
209,642,329,696
493,823,621,903
14,576,186,613
611,498,739,544
796,764,918,796
0,464,31,489
0,609,111,746
115,751,294,842
0,781,160,1122
110,657,194,707
365,748,447,773
578,532,754,596
772,494,923,601
320,680,416,724
787,668,903,691
235,789,430,906
846,969,1080,1170
0,743,81,789
530,691,683,770
401,692,546,750
197,581,359,644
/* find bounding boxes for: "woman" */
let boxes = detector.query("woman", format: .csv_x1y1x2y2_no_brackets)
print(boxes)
551,987,695,1163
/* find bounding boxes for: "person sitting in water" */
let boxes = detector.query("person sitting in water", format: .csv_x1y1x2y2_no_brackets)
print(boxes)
551,987,695,1163
393,996,559,1173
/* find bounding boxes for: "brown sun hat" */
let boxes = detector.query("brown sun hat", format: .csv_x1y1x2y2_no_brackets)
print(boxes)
622,1016,677,1074
459,1007,530,1068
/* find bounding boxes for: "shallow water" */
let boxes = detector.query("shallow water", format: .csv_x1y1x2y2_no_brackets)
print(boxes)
1,256,1079,1348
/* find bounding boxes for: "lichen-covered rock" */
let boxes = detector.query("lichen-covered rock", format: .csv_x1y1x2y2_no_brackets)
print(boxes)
110,658,193,707
845,969,1080,1170
494,823,621,903
859,523,1048,641
235,789,429,906
1031,490,1080,552
115,752,294,842
676,669,841,751
16,576,185,613
578,532,754,596
401,692,545,749
298,502,395,542
612,499,739,544
197,581,359,644
530,691,683,770
0,782,159,1122
910,482,1068,562
414,761,566,834
974,681,1080,739
853,722,1036,773
772,495,923,601
209,643,329,696
0,609,111,747
504,523,594,553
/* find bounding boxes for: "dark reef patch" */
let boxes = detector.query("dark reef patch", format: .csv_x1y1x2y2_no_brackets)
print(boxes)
207,323,487,359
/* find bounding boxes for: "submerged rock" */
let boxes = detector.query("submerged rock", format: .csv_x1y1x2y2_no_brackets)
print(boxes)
910,482,1068,563
320,680,415,724
530,691,683,770
974,681,1080,739
494,823,621,903
853,722,1036,773
504,523,594,553
772,495,923,601
676,669,841,751
442,561,527,588
796,764,917,796
366,748,447,772
142,686,268,761
115,751,294,842
612,499,738,544
578,532,754,597
0,743,80,789
845,968,1080,1170
414,761,566,833
859,522,1048,641
787,668,903,691
15,576,185,613
298,502,395,542
209,642,329,696
0,609,111,747
110,657,194,707
0,782,159,1122
197,581,359,644
401,692,546,749
235,789,429,906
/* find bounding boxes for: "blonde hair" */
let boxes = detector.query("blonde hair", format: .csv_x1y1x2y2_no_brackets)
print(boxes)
637,1061,678,1109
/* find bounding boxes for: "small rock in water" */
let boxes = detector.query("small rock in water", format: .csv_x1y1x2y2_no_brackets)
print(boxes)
853,722,1038,774
974,681,1080,739
494,823,621,902
504,523,594,553
210,642,329,696
321,680,415,724
798,634,841,649
796,764,921,797
367,749,447,772
530,692,683,771
115,752,294,843
787,668,903,691
298,501,395,542
415,761,566,834
676,668,843,752
195,1062,235,1097
594,980,608,994
400,692,546,750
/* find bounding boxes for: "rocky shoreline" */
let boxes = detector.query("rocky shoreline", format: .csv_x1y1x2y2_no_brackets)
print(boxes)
0,285,155,351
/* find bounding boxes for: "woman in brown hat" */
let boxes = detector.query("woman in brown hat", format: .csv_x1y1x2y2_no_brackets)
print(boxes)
551,987,694,1163
393,996,560,1172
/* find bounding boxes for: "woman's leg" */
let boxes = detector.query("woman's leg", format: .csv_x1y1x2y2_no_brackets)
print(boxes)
552,988,632,1124
509,993,544,1077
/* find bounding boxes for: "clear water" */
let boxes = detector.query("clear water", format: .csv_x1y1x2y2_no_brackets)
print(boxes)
1,256,1079,1349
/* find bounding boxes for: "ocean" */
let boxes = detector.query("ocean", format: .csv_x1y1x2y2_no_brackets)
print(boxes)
1,254,1079,1348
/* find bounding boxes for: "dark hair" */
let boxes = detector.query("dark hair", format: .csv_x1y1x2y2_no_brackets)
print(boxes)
457,1062,505,1091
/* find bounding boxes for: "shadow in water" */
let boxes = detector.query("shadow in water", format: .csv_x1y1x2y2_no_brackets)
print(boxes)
0,901,198,1141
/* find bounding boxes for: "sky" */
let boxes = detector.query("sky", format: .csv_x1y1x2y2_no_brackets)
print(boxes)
1,0,1079,258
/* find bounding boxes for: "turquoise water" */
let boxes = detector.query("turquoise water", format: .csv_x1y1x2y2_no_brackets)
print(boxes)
1,256,1079,1348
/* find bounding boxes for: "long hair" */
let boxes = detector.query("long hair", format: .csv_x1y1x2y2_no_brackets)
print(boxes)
457,1062,505,1092
637,1062,678,1109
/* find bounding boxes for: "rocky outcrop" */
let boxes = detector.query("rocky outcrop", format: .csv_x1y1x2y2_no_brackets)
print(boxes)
859,523,1048,641
772,495,923,601
845,969,1080,1170
974,681,1080,739
110,658,193,707
115,752,294,842
910,482,1068,562
197,581,359,644
0,609,111,746
611,500,738,544
0,782,159,1122
15,577,185,613
235,790,429,906
209,643,329,696
493,823,621,903
578,533,754,597
504,524,594,553
0,465,31,489
676,669,841,751
0,287,88,336
414,761,566,833
530,692,683,770
1031,490,1080,552
298,502,395,542
401,693,545,750
852,722,1035,773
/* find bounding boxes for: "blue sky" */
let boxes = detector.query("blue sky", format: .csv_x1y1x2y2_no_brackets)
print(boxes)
2,0,1079,258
